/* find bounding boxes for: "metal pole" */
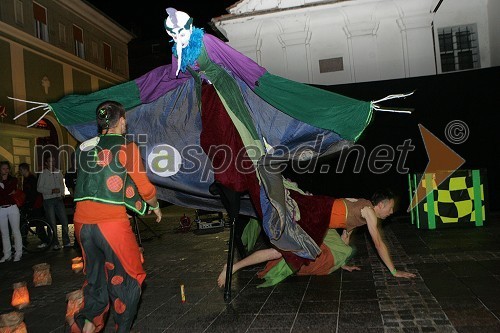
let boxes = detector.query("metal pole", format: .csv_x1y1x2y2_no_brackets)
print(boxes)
224,217,236,302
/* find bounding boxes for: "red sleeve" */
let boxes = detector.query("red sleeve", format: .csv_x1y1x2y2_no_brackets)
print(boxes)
119,143,156,201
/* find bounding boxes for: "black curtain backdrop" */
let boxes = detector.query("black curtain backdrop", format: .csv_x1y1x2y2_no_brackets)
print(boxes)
283,66,500,215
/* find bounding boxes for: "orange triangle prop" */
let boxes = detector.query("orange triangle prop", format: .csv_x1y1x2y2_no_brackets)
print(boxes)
407,124,465,211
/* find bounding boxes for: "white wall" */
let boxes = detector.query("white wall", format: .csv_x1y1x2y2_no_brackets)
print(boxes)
309,11,353,84
488,0,500,66
213,0,497,84
433,0,492,72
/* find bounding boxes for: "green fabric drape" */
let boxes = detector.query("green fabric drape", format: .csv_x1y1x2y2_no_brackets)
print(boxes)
254,72,373,141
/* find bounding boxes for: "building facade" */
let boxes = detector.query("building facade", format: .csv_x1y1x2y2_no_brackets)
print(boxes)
212,0,500,85
0,0,133,173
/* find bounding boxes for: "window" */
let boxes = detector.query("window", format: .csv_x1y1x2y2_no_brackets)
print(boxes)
73,25,84,59
15,0,24,25
33,2,48,41
59,23,66,44
438,24,480,72
103,43,112,70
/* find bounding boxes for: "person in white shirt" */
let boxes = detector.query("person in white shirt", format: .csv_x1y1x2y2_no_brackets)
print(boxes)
37,155,71,250
0,161,22,262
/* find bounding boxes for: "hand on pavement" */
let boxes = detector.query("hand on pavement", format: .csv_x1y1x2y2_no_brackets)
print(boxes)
393,270,416,279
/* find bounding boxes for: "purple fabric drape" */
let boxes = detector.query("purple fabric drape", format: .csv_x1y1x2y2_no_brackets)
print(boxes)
134,64,190,103
203,34,266,89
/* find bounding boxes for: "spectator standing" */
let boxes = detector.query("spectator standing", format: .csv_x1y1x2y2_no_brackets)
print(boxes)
19,162,48,247
37,155,71,250
0,161,23,262
18,163,43,213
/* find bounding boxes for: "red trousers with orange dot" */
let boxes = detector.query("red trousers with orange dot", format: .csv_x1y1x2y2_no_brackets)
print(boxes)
72,221,145,333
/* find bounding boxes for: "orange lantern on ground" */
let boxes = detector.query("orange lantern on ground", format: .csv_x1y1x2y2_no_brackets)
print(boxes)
71,257,83,273
32,263,52,287
65,290,84,326
11,282,29,310
0,311,27,333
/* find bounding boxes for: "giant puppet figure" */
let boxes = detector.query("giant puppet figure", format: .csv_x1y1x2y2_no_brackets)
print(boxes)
12,7,411,297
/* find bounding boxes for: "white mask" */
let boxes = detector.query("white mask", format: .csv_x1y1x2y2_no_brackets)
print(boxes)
165,8,193,47
170,28,192,49
165,8,193,76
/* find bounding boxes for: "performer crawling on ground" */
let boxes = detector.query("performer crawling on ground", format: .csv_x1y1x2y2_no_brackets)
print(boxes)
218,189,416,288
218,226,360,288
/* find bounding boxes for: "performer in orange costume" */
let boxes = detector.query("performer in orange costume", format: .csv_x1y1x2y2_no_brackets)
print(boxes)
70,101,162,333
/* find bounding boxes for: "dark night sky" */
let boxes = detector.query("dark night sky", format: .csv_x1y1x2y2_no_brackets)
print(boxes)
86,0,236,40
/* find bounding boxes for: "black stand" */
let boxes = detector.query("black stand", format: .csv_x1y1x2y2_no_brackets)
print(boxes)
214,184,243,302
224,217,237,302
129,212,161,244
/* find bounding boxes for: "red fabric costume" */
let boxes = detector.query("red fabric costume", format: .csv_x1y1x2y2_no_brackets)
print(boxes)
72,141,156,333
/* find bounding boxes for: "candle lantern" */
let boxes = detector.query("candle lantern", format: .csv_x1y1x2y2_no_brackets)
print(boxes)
32,263,52,287
71,257,84,273
65,290,84,326
11,282,30,310
0,311,27,333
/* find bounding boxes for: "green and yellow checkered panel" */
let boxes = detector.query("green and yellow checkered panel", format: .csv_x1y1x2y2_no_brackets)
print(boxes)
409,169,486,229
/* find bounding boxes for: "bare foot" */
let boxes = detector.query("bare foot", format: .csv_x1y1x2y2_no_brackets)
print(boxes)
341,265,361,272
217,264,227,288
82,319,96,333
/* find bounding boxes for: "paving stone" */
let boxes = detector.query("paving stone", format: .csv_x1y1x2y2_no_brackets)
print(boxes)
1,206,499,332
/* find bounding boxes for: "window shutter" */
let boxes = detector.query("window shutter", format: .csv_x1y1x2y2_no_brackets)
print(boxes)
33,3,46,24
73,25,83,42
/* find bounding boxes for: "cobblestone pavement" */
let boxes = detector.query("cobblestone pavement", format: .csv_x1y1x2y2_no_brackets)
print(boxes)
1,206,499,332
